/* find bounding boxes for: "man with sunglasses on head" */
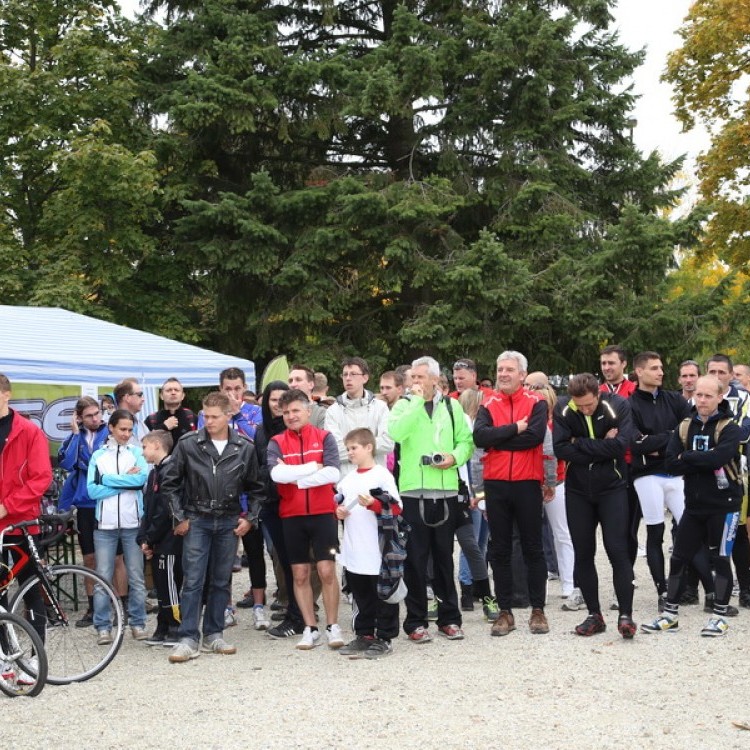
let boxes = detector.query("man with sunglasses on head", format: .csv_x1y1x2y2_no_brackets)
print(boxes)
450,358,493,399
114,378,149,444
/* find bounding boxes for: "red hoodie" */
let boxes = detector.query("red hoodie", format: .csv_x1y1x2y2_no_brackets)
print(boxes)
1,410,52,535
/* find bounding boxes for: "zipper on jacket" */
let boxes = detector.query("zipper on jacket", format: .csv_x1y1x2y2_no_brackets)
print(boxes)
116,445,122,528
508,397,514,481
297,432,310,514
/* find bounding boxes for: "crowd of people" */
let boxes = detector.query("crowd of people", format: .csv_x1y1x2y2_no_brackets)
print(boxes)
0,346,748,665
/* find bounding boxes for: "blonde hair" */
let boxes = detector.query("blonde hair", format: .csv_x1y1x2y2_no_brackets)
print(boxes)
458,388,484,420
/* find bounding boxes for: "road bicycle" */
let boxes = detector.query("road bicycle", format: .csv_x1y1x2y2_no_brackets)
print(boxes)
1,510,124,684
0,608,47,697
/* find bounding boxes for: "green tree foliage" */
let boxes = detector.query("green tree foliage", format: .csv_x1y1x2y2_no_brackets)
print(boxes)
0,0,198,336
665,0,750,267
142,0,695,374
2,0,705,377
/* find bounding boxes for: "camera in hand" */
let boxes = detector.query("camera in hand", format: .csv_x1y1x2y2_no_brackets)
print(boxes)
421,453,445,466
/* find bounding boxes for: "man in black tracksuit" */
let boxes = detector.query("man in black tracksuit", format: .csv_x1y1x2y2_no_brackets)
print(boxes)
629,352,691,604
553,373,636,638
642,376,742,637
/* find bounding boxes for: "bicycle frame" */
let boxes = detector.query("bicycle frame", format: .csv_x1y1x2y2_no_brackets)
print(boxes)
0,514,77,627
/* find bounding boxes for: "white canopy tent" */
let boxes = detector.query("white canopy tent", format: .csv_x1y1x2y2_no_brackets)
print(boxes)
0,305,255,389
1,306,255,444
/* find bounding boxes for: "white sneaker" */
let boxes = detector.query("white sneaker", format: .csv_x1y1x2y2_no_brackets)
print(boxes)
168,642,201,663
561,588,584,611
325,623,345,649
701,617,728,637
296,626,322,650
252,605,270,631
224,606,238,628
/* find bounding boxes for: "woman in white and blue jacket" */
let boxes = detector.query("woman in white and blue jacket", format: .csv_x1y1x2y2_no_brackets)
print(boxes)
87,409,149,643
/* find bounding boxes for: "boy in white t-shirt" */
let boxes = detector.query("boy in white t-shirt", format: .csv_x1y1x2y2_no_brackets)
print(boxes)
335,428,401,659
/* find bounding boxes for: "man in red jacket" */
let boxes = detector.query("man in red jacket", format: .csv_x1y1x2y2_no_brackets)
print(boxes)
473,351,549,637
0,373,53,638
267,389,343,650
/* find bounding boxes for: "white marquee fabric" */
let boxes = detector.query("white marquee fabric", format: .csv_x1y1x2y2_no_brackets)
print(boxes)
0,306,255,389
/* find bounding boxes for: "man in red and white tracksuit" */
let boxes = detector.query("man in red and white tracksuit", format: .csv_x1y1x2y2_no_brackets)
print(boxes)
473,351,549,637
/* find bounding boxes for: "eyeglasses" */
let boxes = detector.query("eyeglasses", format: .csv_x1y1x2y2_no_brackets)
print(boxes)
342,372,364,379
525,383,545,391
131,391,144,398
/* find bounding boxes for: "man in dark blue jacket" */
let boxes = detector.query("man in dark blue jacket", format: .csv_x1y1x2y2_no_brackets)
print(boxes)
553,373,636,639
642,376,742,637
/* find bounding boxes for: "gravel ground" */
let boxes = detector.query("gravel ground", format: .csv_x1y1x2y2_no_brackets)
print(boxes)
8,549,750,749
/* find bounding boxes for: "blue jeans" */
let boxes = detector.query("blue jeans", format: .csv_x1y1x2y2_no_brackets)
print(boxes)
459,507,489,585
179,514,238,647
93,527,146,630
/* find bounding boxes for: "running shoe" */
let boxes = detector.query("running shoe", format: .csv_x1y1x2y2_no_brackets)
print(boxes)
363,639,393,659
617,614,637,639
201,637,237,654
427,599,438,621
338,635,374,656
224,606,238,628
700,617,728,637
97,629,113,645
168,642,200,663
482,596,500,622
252,605,270,631
267,618,305,639
325,623,345,649
75,609,94,628
407,626,432,644
437,624,464,640
640,613,679,633
574,612,606,636
561,588,585,611
296,626,322,650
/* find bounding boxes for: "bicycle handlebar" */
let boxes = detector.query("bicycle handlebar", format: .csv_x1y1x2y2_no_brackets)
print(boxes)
0,509,77,550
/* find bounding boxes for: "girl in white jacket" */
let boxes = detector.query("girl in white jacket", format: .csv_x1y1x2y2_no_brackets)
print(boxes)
87,409,149,644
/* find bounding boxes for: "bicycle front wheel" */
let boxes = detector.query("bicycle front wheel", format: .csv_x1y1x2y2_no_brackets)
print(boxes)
10,565,124,684
0,610,48,697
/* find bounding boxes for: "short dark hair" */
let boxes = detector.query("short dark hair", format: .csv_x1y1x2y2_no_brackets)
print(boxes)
203,391,231,411
706,353,733,370
289,364,315,383
279,389,311,409
600,345,627,363
142,429,173,454
633,351,662,370
568,373,600,398
114,378,139,404
161,377,182,390
219,368,246,386
344,427,376,452
341,357,369,376
380,370,404,387
108,409,135,429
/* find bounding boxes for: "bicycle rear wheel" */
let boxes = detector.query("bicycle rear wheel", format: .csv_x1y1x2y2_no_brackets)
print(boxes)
0,611,48,697
10,565,124,684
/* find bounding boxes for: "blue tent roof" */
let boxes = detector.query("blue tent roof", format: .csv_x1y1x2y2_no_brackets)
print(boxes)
1,306,255,389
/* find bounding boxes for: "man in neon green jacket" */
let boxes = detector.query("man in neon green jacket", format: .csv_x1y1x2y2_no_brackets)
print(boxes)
388,356,473,643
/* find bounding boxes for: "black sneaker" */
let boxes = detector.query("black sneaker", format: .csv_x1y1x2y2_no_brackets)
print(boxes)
145,631,168,646
75,610,94,629
740,590,750,609
460,585,474,612
363,638,393,659
267,619,305,639
574,613,606,636
338,635,374,656
236,592,254,609
617,614,637,640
